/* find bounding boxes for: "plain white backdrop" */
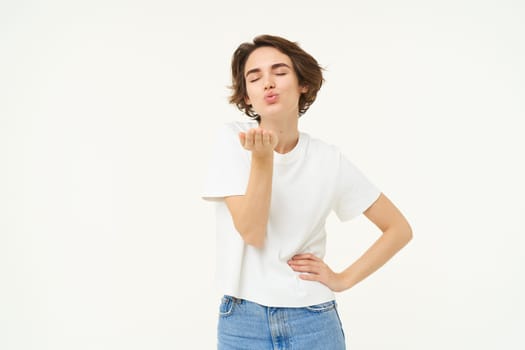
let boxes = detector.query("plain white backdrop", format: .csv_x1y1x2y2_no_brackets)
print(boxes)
1,0,524,349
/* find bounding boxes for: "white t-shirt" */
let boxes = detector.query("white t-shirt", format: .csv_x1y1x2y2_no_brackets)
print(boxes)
202,120,381,307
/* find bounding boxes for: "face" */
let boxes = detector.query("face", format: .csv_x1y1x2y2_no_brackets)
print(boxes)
244,46,307,120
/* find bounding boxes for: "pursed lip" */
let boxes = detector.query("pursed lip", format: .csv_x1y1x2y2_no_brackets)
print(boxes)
264,91,279,103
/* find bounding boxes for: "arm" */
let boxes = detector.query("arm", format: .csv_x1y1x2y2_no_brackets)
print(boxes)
288,193,412,292
225,127,278,248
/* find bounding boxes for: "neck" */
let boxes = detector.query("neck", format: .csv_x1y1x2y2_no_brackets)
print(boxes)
259,114,299,154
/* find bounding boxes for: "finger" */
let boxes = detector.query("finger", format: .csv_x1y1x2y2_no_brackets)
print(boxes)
288,259,321,271
262,130,270,145
288,259,314,266
290,264,321,274
265,130,271,144
254,128,262,145
245,129,255,146
239,132,246,145
291,254,321,261
291,254,310,260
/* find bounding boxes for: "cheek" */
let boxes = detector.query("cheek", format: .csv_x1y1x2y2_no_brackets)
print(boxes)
244,91,252,105
245,86,259,104
284,79,302,94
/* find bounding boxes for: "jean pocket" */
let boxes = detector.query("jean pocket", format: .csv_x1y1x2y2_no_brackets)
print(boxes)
219,295,236,317
306,300,336,313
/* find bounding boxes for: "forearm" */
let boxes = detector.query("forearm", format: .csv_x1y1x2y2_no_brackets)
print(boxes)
339,225,412,291
229,154,273,247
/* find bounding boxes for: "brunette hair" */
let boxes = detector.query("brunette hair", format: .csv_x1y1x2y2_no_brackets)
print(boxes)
229,35,324,121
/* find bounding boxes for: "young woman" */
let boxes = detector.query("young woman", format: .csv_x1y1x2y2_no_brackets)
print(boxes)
202,35,412,350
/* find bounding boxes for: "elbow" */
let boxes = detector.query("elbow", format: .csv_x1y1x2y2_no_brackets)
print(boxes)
233,222,266,248
243,232,266,248
403,222,413,245
386,220,412,247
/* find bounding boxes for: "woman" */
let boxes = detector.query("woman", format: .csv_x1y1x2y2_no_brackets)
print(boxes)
202,34,412,349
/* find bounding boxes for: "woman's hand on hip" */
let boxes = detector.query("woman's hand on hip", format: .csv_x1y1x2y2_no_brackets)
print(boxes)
288,254,347,292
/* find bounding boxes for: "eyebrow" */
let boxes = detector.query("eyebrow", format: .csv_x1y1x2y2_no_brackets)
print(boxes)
245,63,291,77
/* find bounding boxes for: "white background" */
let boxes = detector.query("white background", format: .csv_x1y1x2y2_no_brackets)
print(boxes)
1,0,524,349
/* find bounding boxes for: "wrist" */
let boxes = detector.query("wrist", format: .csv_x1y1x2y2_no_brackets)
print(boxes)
251,151,274,162
338,270,357,292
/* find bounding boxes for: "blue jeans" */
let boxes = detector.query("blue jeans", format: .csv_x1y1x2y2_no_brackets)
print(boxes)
217,295,346,349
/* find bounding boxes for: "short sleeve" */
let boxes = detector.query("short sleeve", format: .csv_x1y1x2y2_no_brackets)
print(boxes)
333,153,381,221
201,123,250,201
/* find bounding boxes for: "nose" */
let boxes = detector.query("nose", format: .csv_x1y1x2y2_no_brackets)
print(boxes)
264,77,275,90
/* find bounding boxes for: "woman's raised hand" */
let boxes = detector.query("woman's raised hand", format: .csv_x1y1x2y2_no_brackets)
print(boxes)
239,127,279,157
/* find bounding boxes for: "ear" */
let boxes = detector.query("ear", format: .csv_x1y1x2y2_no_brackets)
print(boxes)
300,85,309,93
244,95,251,105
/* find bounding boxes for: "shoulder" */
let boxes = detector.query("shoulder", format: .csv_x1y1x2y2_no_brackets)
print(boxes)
304,133,342,159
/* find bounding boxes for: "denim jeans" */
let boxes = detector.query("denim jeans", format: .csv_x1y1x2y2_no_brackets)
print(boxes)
217,295,346,349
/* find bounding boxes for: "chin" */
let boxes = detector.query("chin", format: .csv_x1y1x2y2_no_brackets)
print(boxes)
260,105,286,117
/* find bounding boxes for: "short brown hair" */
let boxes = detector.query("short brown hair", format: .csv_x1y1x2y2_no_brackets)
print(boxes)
229,35,324,121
